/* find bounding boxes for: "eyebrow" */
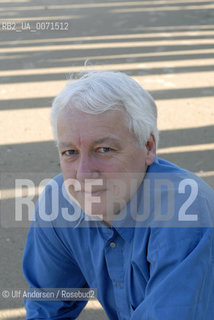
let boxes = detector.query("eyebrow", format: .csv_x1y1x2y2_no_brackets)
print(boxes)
58,142,75,148
58,137,121,148
93,137,121,146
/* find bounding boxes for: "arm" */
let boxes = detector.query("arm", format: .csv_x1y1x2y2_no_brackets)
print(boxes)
131,227,214,320
22,180,88,319
23,223,88,319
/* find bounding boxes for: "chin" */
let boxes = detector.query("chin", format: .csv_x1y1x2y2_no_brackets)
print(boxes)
82,203,107,219
71,191,127,223
83,202,124,224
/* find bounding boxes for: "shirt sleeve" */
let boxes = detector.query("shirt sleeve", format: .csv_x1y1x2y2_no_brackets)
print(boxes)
130,227,214,320
22,193,88,319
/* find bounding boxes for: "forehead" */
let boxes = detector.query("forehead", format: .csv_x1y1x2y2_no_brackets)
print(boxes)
57,107,134,144
58,106,126,123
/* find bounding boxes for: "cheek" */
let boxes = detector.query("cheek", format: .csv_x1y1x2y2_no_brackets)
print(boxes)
118,157,146,174
129,151,147,171
60,160,76,179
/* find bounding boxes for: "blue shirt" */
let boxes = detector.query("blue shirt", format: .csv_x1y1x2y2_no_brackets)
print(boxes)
23,157,214,319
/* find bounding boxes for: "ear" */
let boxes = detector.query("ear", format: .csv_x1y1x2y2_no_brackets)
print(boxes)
145,134,156,166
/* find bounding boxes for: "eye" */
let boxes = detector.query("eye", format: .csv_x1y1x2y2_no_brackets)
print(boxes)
97,147,112,153
63,149,78,156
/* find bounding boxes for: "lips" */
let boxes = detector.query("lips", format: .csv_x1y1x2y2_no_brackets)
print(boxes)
82,190,107,196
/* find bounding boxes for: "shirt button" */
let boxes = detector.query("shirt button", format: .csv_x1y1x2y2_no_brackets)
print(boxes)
110,242,116,248
116,282,121,288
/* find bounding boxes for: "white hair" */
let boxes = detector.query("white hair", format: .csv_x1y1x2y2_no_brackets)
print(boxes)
50,70,159,148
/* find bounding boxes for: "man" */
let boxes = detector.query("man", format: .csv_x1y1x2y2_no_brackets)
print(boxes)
23,71,214,319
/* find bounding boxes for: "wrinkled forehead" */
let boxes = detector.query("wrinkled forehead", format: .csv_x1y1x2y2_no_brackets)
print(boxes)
56,106,135,146
57,104,130,131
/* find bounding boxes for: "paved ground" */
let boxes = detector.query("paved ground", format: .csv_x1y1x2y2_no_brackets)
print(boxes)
0,0,214,319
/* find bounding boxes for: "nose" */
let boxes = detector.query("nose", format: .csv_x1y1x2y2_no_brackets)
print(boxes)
76,153,100,181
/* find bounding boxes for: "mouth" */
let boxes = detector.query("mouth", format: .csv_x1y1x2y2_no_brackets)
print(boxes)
82,190,107,196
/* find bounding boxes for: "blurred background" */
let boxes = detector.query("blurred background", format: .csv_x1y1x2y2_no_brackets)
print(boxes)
0,0,214,319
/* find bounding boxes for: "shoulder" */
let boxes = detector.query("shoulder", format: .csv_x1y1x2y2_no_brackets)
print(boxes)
145,157,214,228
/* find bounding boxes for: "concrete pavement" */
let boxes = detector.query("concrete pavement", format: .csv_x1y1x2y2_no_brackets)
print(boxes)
0,0,214,319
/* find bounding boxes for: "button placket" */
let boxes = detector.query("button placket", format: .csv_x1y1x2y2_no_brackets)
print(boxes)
110,241,116,248
105,236,130,319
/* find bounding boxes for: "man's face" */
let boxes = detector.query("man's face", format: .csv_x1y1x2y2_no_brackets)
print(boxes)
57,107,155,223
